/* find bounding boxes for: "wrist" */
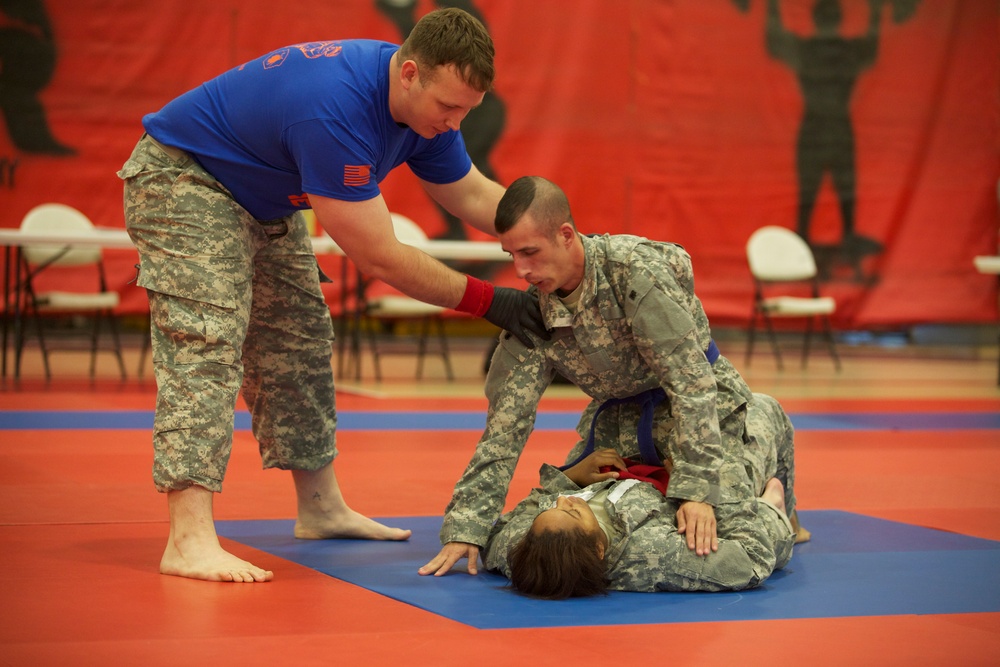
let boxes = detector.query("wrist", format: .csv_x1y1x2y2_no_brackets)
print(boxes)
455,275,495,317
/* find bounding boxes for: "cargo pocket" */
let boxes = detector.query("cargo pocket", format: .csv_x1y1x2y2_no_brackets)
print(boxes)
668,540,756,591
580,345,615,373
137,255,244,366
497,328,530,363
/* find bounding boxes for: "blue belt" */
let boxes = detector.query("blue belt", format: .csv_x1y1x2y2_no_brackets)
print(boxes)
706,338,720,364
561,339,719,470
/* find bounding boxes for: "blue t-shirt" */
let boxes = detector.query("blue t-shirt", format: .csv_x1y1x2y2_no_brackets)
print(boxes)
143,40,472,220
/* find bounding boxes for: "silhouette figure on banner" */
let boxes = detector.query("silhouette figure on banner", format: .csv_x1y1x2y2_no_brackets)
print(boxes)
376,0,507,247
0,0,76,156
734,0,919,281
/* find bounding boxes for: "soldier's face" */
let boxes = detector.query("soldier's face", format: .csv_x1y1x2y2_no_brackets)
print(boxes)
533,494,603,538
500,216,580,295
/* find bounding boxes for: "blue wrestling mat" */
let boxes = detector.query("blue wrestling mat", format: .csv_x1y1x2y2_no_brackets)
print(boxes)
3,410,1000,431
216,510,1000,629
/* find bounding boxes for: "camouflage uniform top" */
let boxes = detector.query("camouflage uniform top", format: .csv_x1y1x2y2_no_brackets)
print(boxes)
440,233,755,548
482,463,792,592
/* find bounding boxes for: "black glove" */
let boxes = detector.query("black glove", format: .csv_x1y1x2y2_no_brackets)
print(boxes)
483,287,550,348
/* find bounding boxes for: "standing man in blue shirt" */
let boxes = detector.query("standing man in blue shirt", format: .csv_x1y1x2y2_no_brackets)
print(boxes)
118,8,545,583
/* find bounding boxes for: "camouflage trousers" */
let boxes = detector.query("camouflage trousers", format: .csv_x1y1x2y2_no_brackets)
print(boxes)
639,392,796,583
743,392,797,517
722,392,796,573
649,392,796,585
118,134,338,493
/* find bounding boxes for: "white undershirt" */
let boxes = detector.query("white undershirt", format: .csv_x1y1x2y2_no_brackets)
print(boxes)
561,487,613,544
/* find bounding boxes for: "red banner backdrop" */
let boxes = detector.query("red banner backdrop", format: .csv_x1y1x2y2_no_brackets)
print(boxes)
2,0,997,326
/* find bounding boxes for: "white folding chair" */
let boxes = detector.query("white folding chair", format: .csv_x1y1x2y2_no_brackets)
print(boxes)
745,225,840,371
16,203,126,381
359,214,454,381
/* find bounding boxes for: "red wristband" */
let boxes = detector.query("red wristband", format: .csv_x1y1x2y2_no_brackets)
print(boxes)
455,275,495,317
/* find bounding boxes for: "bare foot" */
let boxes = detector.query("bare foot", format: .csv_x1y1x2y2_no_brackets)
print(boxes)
162,485,273,582
160,534,273,583
761,477,787,515
291,464,411,541
294,507,412,541
790,509,812,544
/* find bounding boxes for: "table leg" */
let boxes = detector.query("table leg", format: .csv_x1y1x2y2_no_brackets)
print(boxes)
336,256,348,379
13,248,26,380
1,245,11,380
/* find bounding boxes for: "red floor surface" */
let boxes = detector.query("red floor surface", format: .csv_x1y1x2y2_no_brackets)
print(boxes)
2,385,1000,666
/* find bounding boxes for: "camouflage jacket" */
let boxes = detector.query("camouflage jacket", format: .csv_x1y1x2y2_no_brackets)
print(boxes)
440,234,755,547
482,463,784,592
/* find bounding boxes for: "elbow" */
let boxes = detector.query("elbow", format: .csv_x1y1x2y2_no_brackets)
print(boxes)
356,258,393,282
350,244,406,282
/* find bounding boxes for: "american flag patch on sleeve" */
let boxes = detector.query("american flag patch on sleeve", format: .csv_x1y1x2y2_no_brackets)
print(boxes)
344,164,372,186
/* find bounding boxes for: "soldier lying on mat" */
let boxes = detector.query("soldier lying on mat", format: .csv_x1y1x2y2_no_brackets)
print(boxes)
487,434,797,598
419,175,810,589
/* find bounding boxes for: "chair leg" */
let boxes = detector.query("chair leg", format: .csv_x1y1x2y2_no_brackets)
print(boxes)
415,317,430,380
762,312,784,371
341,311,366,381
30,307,51,381
365,317,382,382
83,310,128,382
745,311,758,368
108,311,127,381
341,316,361,381
822,316,841,372
335,318,346,379
801,317,815,369
415,317,454,381
13,304,27,381
435,317,454,381
138,315,151,379
351,277,367,382
89,311,101,380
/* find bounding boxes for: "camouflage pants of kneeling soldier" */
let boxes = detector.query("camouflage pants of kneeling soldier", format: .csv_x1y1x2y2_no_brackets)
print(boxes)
119,134,338,493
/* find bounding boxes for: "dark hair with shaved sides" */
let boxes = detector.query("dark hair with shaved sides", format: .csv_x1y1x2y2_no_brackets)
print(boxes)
494,175,574,236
